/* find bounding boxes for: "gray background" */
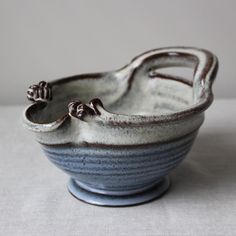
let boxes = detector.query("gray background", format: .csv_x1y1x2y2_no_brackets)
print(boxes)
0,0,235,105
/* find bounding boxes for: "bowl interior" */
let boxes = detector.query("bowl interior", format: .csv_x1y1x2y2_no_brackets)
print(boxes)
28,73,194,124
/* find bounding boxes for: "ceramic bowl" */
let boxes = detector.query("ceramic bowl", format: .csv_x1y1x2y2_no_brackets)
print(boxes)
23,47,218,206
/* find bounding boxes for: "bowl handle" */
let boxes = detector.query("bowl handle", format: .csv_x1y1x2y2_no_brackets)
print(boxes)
130,47,218,102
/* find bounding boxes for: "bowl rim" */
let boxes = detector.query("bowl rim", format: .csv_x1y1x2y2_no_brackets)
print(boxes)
23,46,218,131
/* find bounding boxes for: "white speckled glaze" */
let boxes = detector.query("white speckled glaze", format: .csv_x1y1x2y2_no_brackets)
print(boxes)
23,47,218,206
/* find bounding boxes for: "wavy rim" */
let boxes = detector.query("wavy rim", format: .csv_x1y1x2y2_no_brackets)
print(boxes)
23,46,218,131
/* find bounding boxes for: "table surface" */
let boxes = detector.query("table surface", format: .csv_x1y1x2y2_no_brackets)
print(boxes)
0,99,236,236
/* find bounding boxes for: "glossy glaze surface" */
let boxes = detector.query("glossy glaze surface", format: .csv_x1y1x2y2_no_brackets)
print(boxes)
23,47,218,206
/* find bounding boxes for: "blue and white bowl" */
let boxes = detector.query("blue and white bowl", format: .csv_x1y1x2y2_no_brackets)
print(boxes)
23,47,218,206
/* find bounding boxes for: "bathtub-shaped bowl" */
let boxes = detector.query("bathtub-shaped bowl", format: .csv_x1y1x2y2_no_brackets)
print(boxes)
23,47,218,206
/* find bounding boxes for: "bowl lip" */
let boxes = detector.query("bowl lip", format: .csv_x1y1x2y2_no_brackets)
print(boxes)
23,46,218,131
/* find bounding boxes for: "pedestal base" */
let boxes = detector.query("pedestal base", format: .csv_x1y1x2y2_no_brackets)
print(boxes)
67,177,170,207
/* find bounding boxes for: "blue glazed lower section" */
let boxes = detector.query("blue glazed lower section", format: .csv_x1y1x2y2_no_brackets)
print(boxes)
42,131,197,196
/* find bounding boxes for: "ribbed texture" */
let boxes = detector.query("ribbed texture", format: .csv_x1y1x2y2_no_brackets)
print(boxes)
42,131,197,193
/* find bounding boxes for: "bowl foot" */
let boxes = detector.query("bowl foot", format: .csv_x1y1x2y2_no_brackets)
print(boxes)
67,177,170,207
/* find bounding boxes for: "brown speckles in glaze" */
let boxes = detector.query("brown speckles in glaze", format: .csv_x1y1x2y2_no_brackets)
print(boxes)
24,47,218,134
23,47,218,206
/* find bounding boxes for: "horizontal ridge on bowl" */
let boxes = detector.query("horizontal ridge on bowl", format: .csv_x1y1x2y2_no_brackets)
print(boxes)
42,130,197,195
